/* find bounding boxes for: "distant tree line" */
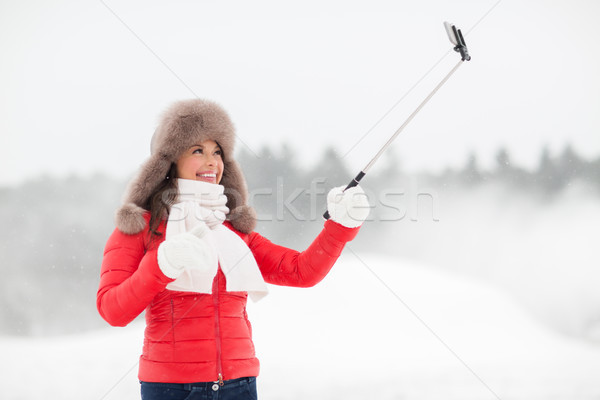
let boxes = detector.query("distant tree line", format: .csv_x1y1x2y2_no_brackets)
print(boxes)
0,143,597,336
238,142,600,239
431,144,600,194
240,142,600,198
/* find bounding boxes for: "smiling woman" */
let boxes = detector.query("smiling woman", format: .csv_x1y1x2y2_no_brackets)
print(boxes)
96,98,371,400
176,141,224,184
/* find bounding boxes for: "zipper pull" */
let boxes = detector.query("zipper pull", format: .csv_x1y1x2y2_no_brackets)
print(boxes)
218,373,224,386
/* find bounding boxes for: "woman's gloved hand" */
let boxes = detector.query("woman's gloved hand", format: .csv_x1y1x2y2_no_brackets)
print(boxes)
156,223,218,279
327,185,371,228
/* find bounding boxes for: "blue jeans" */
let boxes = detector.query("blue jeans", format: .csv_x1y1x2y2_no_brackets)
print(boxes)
140,377,257,400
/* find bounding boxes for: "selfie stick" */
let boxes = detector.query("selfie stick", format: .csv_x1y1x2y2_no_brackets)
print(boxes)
323,22,471,220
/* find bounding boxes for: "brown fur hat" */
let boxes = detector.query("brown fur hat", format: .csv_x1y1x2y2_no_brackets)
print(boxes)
115,99,256,234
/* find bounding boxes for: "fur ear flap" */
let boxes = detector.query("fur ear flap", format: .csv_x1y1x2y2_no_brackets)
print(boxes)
228,205,257,234
115,155,171,234
220,158,257,233
115,203,147,234
221,159,248,212
126,155,173,206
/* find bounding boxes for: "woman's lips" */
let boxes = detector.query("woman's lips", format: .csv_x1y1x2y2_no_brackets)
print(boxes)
196,172,217,183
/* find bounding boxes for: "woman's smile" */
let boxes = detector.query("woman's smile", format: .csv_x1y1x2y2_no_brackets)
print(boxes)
176,140,224,184
196,171,218,184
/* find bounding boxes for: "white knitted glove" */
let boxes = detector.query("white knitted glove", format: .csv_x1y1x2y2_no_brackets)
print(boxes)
157,223,218,279
327,185,370,228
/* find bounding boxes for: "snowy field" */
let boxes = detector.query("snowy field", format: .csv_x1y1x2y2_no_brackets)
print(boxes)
1,253,599,400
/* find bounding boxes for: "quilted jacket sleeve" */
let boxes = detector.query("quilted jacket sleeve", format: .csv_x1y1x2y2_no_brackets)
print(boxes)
96,227,174,327
247,220,360,288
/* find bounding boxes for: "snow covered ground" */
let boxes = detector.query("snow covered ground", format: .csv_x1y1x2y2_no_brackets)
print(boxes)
1,253,599,399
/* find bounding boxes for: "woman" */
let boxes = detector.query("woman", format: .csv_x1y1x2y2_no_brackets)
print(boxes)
97,99,369,399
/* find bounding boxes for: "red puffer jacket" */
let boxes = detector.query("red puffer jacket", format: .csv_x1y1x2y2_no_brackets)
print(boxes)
97,214,359,383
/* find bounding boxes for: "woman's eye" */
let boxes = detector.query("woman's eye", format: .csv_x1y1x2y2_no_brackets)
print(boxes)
193,148,203,154
215,150,222,156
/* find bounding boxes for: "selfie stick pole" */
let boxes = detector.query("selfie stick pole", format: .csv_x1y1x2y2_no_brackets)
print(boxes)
323,22,471,220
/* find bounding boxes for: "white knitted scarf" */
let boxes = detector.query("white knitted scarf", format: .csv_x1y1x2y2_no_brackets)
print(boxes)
165,179,268,301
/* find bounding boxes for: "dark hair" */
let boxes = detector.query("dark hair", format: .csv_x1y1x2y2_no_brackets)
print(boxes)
145,163,178,237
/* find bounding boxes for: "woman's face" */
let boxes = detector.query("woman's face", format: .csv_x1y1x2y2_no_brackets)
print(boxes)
175,140,224,184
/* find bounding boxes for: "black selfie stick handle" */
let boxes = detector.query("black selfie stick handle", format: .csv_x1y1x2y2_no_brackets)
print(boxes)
323,171,366,220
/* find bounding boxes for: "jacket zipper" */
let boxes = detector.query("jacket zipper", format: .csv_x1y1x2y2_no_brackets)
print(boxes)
213,271,224,386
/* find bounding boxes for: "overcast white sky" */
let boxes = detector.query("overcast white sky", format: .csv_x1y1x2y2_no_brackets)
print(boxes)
1,0,599,186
